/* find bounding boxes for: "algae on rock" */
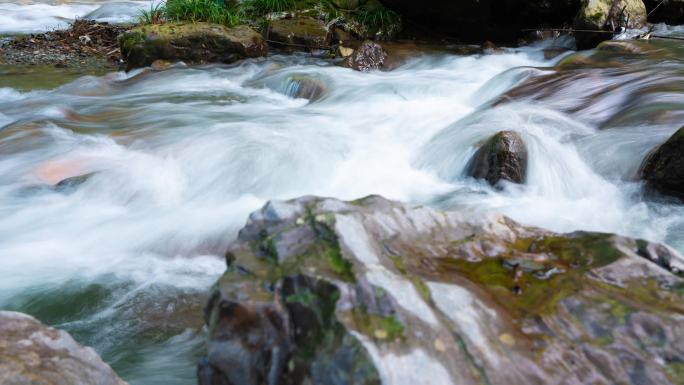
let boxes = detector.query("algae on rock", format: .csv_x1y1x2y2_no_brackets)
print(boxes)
200,195,684,385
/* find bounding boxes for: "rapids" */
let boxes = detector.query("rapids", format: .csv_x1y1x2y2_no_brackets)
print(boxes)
3,6,684,383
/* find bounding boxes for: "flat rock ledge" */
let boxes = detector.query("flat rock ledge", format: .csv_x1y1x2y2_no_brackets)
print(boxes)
199,195,684,385
0,310,127,385
119,22,268,71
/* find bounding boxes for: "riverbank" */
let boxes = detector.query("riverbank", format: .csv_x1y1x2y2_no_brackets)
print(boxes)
0,19,127,68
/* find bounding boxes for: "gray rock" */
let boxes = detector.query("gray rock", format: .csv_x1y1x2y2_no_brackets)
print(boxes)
199,195,684,385
343,41,387,72
466,130,528,186
0,311,127,385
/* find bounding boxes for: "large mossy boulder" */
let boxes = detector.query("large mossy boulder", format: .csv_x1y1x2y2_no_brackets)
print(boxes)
641,126,684,198
119,22,267,70
266,17,331,51
466,130,528,187
0,311,128,385
200,195,684,385
573,0,648,50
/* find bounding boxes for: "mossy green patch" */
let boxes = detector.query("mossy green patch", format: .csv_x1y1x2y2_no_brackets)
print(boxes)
347,309,404,342
666,362,684,385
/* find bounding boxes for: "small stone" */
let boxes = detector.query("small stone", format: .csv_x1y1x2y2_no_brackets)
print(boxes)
338,46,354,57
374,329,388,339
499,333,515,346
434,338,446,352
343,41,387,72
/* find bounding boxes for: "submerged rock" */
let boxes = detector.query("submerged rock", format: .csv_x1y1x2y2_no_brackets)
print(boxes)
573,0,648,49
343,40,387,72
641,125,684,198
266,17,331,51
466,130,528,187
119,22,267,71
285,75,327,101
54,172,94,192
200,195,684,385
0,311,127,385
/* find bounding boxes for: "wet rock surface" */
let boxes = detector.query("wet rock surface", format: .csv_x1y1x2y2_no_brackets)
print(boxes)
119,22,267,71
466,130,528,186
343,41,387,71
266,17,331,51
0,311,128,385
200,195,684,385
641,125,684,198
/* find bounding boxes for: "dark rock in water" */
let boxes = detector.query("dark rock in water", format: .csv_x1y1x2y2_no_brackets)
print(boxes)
285,75,327,101
267,17,331,51
641,126,684,199
573,0,647,50
0,311,128,385
54,172,94,192
343,41,387,72
466,130,528,186
200,195,684,385
119,22,267,71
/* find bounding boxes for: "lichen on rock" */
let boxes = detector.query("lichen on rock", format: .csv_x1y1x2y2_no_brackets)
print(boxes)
119,22,267,71
200,195,684,385
0,311,128,385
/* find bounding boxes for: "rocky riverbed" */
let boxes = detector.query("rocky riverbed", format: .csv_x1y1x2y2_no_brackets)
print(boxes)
4,1,684,385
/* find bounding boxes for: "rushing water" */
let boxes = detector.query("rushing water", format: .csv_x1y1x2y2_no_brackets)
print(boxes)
4,3,684,383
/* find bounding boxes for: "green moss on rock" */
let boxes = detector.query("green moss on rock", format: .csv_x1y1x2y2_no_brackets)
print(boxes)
119,22,267,70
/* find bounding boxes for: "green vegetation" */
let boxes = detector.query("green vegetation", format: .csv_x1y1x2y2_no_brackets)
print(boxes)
244,0,296,14
137,0,402,38
355,5,401,34
139,0,244,26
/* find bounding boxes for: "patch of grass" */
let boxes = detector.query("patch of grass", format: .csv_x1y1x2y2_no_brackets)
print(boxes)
138,0,244,26
355,5,400,33
164,0,243,25
138,1,165,24
242,0,296,15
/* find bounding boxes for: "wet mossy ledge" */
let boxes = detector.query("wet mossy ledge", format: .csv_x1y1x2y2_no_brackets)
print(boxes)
119,0,404,70
119,22,267,70
200,195,684,385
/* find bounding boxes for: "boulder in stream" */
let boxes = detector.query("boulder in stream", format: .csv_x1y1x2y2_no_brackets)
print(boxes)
573,0,648,49
119,22,268,71
466,130,528,187
641,125,684,198
285,75,328,101
343,40,387,72
199,195,684,385
0,311,128,385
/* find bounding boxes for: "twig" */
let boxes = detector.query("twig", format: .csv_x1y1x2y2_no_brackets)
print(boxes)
648,0,666,16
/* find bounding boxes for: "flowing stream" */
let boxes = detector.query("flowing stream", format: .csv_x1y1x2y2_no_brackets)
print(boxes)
3,3,684,383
